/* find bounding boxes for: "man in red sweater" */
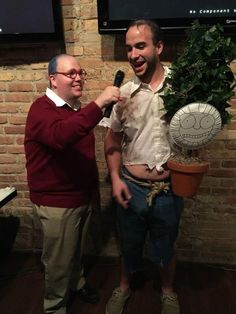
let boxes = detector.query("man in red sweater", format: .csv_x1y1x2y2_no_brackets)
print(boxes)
24,54,121,314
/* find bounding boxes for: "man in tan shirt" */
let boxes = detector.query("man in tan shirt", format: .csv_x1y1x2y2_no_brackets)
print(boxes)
102,20,183,314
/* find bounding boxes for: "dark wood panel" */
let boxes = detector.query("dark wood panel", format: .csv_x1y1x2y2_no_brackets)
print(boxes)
0,253,235,314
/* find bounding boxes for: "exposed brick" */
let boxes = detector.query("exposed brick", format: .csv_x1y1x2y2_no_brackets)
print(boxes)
198,187,211,195
16,173,27,180
35,83,48,93
203,176,221,186
8,83,34,92
0,83,7,91
214,207,236,214
80,4,97,19
18,155,27,163
5,93,32,102
8,146,25,154
12,183,28,190
208,169,236,178
227,121,236,130
8,116,26,125
0,164,25,174
220,178,236,187
211,188,232,195
225,140,236,149
0,104,18,113
62,6,76,18
4,126,25,134
0,116,8,124
0,146,6,153
73,46,84,56
79,0,92,4
20,103,32,113
0,1,235,266
215,129,236,140
84,19,98,31
0,136,14,144
225,197,236,205
15,136,25,145
31,63,48,70
0,72,14,81
63,18,78,32
0,175,17,182
86,80,111,90
230,96,236,107
0,155,17,163
61,0,74,5
15,72,44,81
222,160,236,168
63,31,78,43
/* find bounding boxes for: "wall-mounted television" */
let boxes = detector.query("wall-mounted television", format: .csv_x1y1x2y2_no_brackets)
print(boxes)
97,0,236,34
0,0,64,42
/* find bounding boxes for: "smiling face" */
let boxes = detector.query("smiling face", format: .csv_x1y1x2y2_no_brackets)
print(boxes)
169,103,222,149
49,55,85,107
125,24,163,83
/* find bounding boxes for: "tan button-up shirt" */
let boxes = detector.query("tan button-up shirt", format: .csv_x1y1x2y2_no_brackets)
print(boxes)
100,66,171,171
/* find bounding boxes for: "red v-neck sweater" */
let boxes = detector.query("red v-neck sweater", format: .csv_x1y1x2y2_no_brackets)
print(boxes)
24,95,103,208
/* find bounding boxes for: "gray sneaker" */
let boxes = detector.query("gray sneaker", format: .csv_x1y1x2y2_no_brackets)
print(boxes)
161,292,180,314
106,287,131,314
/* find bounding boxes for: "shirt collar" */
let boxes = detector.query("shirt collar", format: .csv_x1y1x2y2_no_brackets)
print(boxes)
129,65,170,95
45,88,81,111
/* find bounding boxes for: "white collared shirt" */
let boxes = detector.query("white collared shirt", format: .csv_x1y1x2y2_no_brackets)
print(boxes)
46,88,81,111
100,66,171,171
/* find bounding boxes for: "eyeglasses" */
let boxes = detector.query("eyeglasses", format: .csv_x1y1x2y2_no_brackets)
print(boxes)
53,68,87,80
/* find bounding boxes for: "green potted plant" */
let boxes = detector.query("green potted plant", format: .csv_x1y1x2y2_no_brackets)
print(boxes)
161,20,236,197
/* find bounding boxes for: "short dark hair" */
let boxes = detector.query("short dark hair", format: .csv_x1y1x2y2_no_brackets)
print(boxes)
48,55,59,75
127,19,163,44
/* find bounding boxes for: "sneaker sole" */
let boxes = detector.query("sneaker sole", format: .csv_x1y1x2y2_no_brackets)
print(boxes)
106,309,123,314
105,290,131,314
105,304,124,314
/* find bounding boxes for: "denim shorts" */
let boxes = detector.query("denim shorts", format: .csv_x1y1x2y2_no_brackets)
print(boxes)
116,169,183,272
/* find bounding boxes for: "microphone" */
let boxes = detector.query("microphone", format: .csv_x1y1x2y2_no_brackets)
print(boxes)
104,70,125,118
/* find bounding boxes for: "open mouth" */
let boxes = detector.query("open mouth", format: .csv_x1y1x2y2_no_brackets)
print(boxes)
131,60,145,73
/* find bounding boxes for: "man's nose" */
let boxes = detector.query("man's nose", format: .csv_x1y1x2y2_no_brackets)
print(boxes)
130,48,139,59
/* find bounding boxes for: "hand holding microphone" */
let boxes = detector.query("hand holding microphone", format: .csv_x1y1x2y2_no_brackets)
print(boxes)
103,70,125,118
94,70,125,114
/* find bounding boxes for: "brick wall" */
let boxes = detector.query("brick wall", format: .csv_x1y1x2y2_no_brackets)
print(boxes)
0,0,236,265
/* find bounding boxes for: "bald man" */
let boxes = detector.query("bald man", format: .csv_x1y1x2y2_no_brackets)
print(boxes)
24,54,121,314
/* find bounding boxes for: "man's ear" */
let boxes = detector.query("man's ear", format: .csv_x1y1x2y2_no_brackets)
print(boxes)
156,40,164,55
49,74,56,88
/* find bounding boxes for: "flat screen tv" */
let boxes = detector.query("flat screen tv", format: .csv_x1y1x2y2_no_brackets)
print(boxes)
0,0,64,42
97,0,236,34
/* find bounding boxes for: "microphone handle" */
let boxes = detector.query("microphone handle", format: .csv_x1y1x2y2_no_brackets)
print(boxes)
104,70,124,118
104,101,115,118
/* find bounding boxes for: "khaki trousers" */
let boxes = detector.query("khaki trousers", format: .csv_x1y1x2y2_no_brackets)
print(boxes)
34,204,91,314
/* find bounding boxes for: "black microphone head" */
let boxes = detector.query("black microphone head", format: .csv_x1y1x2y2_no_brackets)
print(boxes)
103,70,125,118
113,70,125,87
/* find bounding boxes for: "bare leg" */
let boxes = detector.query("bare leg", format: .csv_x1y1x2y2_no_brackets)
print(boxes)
158,254,180,313
159,254,177,293
119,258,130,292
105,257,131,314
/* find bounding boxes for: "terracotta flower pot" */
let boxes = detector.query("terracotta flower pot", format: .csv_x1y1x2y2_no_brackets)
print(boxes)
167,158,209,197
